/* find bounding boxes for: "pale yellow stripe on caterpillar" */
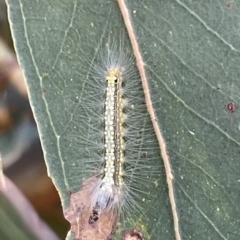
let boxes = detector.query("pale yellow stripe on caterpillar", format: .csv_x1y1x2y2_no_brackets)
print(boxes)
97,68,125,210
104,68,124,190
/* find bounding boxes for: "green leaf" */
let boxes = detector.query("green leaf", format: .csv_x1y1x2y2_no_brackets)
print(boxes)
0,177,59,240
6,0,240,239
0,192,39,240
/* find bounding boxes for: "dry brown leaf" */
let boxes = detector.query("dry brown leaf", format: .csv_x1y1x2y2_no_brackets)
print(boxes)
64,175,118,240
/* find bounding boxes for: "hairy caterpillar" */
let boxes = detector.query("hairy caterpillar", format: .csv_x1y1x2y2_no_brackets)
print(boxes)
64,33,163,240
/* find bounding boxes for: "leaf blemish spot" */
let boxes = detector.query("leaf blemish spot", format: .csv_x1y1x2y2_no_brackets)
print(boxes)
121,228,145,240
226,1,232,8
227,102,236,113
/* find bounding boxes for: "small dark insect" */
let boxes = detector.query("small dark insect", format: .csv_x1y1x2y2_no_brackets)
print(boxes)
141,151,147,157
227,102,236,113
88,209,99,224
